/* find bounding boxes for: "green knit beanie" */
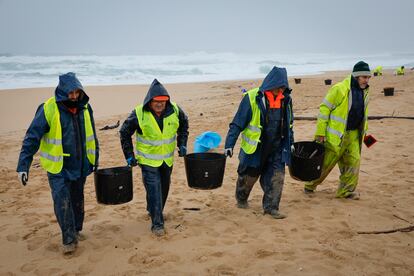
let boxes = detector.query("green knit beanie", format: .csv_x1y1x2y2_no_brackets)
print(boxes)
352,61,371,77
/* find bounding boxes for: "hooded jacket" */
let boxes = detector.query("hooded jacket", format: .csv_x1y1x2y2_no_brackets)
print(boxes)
17,72,99,180
224,67,294,169
119,79,189,160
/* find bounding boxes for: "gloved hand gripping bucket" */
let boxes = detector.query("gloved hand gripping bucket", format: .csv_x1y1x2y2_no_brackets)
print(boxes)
288,141,325,181
94,166,133,204
184,152,226,189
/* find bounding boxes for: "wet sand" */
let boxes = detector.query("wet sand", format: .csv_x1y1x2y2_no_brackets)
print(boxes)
0,70,413,275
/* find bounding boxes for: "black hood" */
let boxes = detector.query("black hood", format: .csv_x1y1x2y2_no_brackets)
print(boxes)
143,79,170,107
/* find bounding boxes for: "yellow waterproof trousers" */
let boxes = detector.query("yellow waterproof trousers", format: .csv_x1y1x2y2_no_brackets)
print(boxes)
304,130,361,198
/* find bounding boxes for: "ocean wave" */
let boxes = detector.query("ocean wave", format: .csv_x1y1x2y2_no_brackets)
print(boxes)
0,52,413,89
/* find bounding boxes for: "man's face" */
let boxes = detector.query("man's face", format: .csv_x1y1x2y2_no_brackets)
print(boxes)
357,76,370,89
270,87,285,96
150,100,167,114
68,89,81,101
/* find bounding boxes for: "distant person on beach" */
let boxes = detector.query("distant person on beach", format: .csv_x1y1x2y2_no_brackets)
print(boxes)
373,66,383,76
396,66,405,75
224,67,294,219
17,72,99,254
304,61,371,199
119,79,188,236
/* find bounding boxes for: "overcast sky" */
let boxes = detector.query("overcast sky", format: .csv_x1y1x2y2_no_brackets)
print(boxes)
1,0,413,55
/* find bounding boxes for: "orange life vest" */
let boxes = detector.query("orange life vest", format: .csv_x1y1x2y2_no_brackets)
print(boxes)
265,91,285,109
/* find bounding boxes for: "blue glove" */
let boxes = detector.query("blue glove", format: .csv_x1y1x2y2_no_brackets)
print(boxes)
127,157,138,167
178,146,187,157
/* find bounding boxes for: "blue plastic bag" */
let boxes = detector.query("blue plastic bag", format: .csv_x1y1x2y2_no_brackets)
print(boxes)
194,131,222,153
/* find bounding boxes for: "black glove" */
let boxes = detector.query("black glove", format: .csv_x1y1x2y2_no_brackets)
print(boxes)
178,146,187,157
127,157,138,167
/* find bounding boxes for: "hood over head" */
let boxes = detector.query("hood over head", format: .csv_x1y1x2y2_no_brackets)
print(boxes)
259,66,289,92
143,79,170,107
55,72,89,106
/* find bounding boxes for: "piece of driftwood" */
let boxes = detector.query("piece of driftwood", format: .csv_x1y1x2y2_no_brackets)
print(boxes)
368,116,414,120
393,214,412,224
357,225,414,234
183,207,201,211
295,116,414,121
99,120,120,131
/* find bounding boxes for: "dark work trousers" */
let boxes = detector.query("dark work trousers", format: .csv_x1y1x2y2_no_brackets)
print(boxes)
47,173,86,245
141,162,172,230
236,151,285,213
236,105,286,213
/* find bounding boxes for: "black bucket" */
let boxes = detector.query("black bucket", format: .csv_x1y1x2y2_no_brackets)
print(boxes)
384,87,394,96
184,152,226,190
94,166,133,205
288,141,325,181
294,78,301,84
324,79,332,85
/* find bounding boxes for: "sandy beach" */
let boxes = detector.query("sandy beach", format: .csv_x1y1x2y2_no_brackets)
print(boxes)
0,70,413,275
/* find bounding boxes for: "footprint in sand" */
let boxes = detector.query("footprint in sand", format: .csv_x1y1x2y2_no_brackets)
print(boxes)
62,246,85,259
22,219,40,230
88,252,105,263
27,234,49,251
221,239,235,246
86,212,98,219
208,264,237,276
340,221,350,228
210,251,224,257
6,233,20,242
337,229,355,239
302,233,316,239
44,242,60,253
33,267,62,275
20,262,37,273
91,222,121,235
255,249,277,258
321,248,346,261
203,239,217,246
237,238,249,244
92,236,115,250
78,263,94,274
110,211,128,219
168,211,184,221
128,251,180,268
195,255,208,263
288,198,301,204
114,238,134,249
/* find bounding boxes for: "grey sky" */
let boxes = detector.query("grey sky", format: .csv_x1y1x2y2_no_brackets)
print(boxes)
1,0,413,55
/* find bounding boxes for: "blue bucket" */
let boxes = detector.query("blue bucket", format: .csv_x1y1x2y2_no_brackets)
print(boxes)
194,131,222,153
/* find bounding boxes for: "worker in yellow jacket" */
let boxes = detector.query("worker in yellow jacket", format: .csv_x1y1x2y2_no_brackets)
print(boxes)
17,73,99,254
119,79,188,236
373,66,383,76
396,66,405,75
304,61,371,199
